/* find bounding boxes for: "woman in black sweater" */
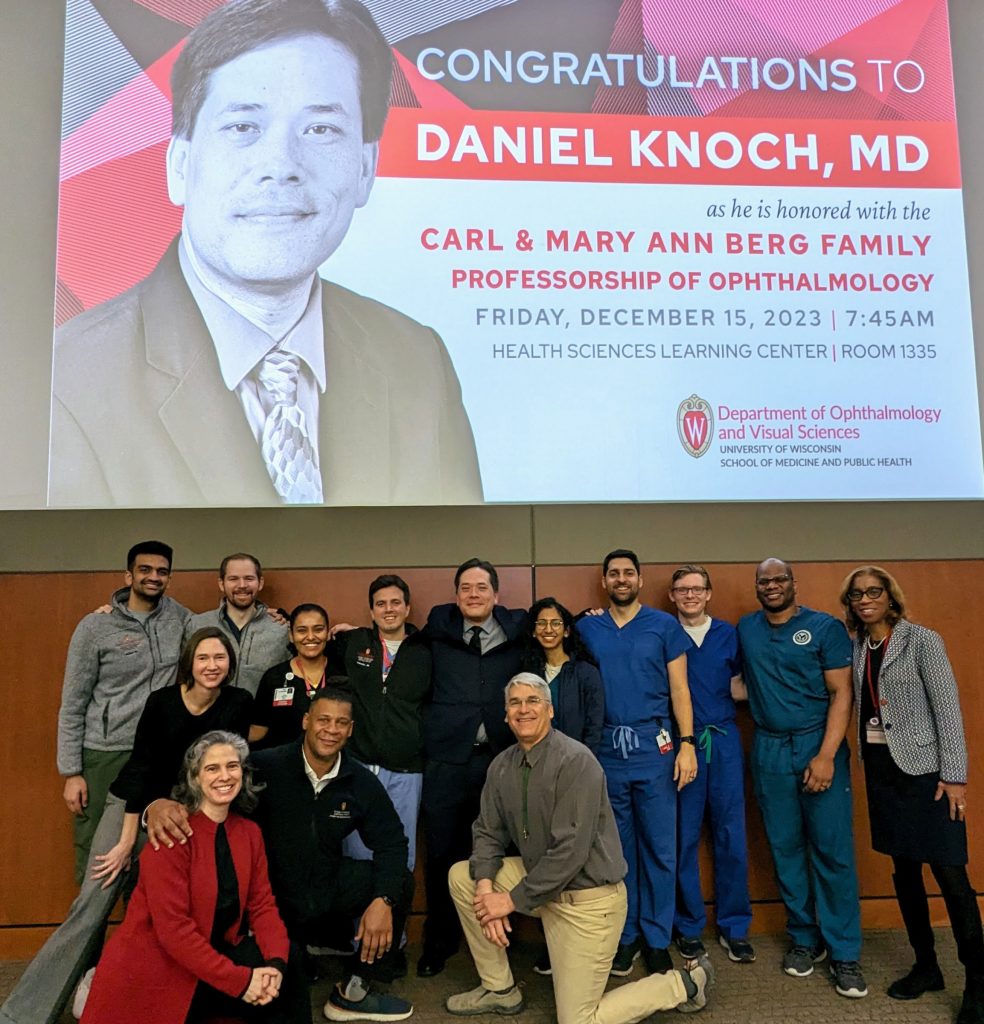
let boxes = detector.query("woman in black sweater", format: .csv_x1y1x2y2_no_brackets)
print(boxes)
94,627,254,885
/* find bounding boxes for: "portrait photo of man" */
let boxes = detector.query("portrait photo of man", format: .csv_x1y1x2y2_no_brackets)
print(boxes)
49,0,483,508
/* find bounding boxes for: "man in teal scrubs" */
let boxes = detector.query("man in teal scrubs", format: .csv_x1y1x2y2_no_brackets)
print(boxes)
737,558,866,999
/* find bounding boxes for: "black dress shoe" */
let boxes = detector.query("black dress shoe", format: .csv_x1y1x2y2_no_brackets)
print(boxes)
958,981,984,1024
887,963,945,1000
417,948,450,977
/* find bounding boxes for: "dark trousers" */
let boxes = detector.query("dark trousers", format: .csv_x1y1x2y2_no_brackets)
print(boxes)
893,857,984,981
288,858,414,985
421,750,493,951
185,936,309,1024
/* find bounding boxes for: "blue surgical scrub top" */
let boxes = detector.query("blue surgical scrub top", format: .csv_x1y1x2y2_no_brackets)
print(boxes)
578,606,691,726
687,618,742,731
737,606,851,735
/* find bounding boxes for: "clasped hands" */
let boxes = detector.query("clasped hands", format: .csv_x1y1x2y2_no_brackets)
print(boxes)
473,881,515,948
242,966,282,1006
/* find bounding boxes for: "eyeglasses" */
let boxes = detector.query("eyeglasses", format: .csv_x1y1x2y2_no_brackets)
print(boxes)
671,586,707,596
534,619,564,630
507,696,546,709
755,574,793,588
847,587,885,602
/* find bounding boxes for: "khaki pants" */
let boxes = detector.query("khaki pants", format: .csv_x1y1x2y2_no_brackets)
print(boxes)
449,859,687,1024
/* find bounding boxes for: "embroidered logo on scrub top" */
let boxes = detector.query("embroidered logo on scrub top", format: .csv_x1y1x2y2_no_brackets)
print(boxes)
792,630,812,645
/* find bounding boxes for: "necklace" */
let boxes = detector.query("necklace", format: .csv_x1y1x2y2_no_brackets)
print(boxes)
866,635,888,650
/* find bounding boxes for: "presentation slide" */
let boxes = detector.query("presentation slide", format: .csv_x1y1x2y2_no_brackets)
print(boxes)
49,0,983,506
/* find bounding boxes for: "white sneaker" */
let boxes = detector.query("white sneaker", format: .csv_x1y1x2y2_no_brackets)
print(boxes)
72,967,96,1019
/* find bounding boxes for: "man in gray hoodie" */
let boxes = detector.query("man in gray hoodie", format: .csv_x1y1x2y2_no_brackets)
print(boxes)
186,552,289,696
57,540,190,882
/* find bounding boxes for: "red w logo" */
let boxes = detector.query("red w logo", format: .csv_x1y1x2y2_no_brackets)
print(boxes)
677,394,713,458
682,411,708,448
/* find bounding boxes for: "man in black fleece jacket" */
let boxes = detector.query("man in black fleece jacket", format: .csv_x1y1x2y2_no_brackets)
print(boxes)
251,688,415,1023
329,574,431,872
416,558,529,978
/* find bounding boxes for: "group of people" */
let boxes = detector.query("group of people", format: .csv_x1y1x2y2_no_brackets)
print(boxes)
2,543,980,1024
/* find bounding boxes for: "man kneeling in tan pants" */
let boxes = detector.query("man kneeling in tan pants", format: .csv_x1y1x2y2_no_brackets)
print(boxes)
447,672,712,1022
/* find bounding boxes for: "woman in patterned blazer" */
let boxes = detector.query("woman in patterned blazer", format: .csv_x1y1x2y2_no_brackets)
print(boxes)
840,565,984,1024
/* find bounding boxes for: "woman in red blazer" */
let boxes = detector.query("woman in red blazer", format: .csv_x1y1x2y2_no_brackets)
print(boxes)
82,730,302,1023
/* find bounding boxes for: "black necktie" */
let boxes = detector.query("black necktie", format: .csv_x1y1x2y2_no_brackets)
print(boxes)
469,625,483,653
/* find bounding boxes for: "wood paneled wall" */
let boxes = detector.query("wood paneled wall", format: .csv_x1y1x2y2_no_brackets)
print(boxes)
1,559,979,956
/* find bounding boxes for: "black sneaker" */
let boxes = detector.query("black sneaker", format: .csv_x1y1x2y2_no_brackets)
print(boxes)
830,960,869,998
644,946,673,974
533,948,552,976
676,936,706,960
718,935,756,963
887,963,944,1000
610,939,642,977
782,944,826,977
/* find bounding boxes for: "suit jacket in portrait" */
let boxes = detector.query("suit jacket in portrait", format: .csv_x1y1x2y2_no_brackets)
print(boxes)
49,239,484,507
852,617,968,782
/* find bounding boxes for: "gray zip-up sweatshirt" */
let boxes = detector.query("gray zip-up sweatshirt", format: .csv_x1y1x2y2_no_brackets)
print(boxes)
57,588,191,776
186,600,289,697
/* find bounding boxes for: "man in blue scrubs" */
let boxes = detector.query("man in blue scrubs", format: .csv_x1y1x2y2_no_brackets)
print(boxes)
737,557,866,998
668,564,754,965
577,549,697,977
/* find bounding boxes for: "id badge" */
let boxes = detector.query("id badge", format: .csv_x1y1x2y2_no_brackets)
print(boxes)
657,728,673,754
272,686,295,707
865,721,888,745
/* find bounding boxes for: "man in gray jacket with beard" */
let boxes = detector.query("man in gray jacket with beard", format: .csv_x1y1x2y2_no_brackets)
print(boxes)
57,540,190,882
186,552,288,696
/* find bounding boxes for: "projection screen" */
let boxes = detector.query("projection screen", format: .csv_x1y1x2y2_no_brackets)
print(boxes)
48,0,982,507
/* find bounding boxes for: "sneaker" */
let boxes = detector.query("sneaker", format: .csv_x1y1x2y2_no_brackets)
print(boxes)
533,949,552,976
72,967,96,1019
782,944,827,977
718,935,756,963
446,985,525,1016
644,946,673,974
677,956,715,1014
324,986,414,1021
830,960,868,999
610,938,642,977
676,936,706,961
887,963,944,1000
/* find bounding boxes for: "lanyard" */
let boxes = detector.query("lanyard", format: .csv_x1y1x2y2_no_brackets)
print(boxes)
864,631,891,723
380,639,395,681
292,658,325,699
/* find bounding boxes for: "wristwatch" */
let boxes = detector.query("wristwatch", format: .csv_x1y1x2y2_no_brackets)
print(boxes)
380,895,395,907
680,735,697,745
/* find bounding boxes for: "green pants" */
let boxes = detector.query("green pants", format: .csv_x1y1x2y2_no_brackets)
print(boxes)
72,748,130,885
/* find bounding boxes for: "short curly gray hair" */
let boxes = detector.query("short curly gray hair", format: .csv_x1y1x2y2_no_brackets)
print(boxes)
172,731,262,814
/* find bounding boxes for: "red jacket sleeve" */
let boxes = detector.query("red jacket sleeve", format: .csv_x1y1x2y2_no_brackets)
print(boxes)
142,840,253,999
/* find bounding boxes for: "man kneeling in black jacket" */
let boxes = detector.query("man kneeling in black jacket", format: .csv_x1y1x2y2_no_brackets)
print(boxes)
251,688,415,1022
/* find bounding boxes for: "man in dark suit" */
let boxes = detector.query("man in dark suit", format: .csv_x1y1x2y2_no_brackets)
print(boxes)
417,558,528,977
49,0,482,508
